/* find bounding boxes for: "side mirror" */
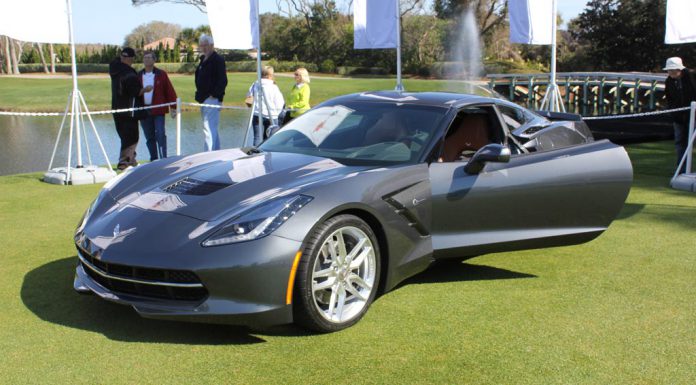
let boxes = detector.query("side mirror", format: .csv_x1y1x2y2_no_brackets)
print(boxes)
464,144,511,174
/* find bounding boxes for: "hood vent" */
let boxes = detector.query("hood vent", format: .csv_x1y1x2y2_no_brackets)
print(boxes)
163,177,231,196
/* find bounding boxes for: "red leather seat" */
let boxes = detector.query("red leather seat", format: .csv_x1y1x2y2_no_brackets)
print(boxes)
442,115,490,162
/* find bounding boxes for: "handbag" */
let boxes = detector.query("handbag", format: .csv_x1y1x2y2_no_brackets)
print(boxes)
244,95,254,107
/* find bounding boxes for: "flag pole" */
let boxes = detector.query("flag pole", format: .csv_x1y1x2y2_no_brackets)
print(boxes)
44,0,115,185
67,0,82,170
540,0,564,112
244,0,263,147
395,0,403,92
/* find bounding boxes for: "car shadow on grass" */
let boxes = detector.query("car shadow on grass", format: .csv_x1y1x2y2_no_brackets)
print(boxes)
21,256,269,344
616,203,645,220
398,261,536,288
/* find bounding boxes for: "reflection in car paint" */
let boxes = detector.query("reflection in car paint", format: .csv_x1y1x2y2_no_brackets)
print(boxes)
129,192,187,212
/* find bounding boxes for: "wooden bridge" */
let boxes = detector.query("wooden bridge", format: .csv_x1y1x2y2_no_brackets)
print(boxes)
487,72,667,116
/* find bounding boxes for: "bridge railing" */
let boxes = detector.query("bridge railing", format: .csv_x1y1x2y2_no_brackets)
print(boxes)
486,72,667,115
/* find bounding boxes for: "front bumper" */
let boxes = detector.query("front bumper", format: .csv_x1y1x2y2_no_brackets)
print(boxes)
73,234,303,327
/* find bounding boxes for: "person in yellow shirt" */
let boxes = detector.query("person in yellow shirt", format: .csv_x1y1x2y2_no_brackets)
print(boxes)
285,67,311,123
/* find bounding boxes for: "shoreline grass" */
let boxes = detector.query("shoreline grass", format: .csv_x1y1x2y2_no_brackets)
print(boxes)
0,141,694,384
0,74,468,113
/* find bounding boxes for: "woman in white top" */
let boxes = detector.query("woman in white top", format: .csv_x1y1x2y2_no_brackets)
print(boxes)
247,66,285,146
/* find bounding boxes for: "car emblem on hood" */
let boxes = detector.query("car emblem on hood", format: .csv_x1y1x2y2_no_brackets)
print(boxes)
113,224,121,238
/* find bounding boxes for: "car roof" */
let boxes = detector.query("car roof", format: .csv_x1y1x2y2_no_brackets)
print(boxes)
321,91,502,109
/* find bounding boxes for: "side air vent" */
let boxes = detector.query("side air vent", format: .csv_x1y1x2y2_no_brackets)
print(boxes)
163,177,231,196
382,196,430,237
382,182,430,237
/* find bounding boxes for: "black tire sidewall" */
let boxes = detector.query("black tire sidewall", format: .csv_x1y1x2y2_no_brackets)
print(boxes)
293,214,381,333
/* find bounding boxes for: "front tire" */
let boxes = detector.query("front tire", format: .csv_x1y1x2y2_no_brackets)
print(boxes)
293,215,381,333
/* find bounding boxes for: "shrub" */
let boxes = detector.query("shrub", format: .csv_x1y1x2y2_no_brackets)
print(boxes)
336,66,388,76
319,59,336,74
17,63,110,73
16,61,324,75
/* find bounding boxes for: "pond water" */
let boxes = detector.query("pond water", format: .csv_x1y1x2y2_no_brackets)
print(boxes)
0,110,253,176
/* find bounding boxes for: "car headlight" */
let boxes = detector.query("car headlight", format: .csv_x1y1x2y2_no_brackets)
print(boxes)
202,195,313,247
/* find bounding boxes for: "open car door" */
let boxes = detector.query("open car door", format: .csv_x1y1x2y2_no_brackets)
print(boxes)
429,104,632,259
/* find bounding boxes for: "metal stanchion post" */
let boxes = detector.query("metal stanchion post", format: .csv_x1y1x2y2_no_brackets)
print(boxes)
670,102,696,191
176,98,182,156
688,101,695,174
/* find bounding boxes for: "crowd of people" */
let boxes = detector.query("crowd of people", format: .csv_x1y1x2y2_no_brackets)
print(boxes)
108,34,311,171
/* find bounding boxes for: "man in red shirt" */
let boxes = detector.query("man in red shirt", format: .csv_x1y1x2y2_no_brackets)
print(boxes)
139,51,178,161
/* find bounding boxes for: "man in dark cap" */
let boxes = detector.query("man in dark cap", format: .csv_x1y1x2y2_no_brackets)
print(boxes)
109,47,152,170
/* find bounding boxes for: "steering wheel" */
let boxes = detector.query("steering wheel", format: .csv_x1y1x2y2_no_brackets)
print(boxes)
400,132,427,149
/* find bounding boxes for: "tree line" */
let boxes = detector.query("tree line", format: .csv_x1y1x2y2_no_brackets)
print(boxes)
3,0,696,76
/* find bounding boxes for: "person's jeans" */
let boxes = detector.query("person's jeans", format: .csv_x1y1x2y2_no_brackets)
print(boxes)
201,97,221,151
674,121,688,173
140,113,167,161
252,115,272,146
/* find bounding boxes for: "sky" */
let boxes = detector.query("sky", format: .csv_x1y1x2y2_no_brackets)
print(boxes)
71,0,590,45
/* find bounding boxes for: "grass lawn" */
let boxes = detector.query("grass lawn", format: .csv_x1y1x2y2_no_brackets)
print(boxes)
0,140,694,384
0,73,473,113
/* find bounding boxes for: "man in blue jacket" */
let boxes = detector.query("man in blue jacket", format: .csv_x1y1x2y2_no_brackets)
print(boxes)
195,35,228,151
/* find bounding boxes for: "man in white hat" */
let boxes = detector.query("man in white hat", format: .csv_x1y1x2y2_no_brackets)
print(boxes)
664,56,696,173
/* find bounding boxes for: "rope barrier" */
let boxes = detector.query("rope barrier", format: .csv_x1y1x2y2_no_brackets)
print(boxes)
582,106,689,120
0,101,299,116
182,101,301,113
0,101,177,117
0,100,686,121
182,102,248,110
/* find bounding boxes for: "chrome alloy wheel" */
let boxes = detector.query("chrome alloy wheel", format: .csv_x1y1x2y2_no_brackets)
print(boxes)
310,225,377,323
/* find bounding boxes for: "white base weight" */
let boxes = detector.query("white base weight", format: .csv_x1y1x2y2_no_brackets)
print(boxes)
43,165,116,185
670,173,696,192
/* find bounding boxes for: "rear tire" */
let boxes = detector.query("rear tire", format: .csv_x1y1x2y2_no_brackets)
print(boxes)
293,215,380,333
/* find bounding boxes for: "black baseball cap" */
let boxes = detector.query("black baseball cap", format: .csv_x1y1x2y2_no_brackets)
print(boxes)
121,47,136,58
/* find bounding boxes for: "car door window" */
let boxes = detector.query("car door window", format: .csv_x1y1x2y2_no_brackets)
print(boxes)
498,105,532,129
438,105,506,162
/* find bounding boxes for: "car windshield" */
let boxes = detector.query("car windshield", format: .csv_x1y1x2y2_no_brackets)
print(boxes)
259,101,447,165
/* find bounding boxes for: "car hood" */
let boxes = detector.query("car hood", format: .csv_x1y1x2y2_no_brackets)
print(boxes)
108,149,369,222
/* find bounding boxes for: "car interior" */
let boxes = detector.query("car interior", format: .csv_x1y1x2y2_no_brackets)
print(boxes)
438,106,507,162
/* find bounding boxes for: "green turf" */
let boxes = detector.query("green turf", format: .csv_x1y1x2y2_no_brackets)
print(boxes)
0,74,470,112
0,141,694,384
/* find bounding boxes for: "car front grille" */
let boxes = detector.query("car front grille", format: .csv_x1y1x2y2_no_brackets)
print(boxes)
77,245,208,302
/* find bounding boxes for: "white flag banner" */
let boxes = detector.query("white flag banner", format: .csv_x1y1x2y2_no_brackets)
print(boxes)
206,0,259,49
509,0,553,45
0,0,69,43
665,0,696,44
354,0,398,49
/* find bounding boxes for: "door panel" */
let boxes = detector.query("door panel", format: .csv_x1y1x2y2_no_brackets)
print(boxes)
429,139,633,258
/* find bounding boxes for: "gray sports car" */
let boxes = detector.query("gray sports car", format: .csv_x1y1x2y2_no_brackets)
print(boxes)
73,91,633,332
